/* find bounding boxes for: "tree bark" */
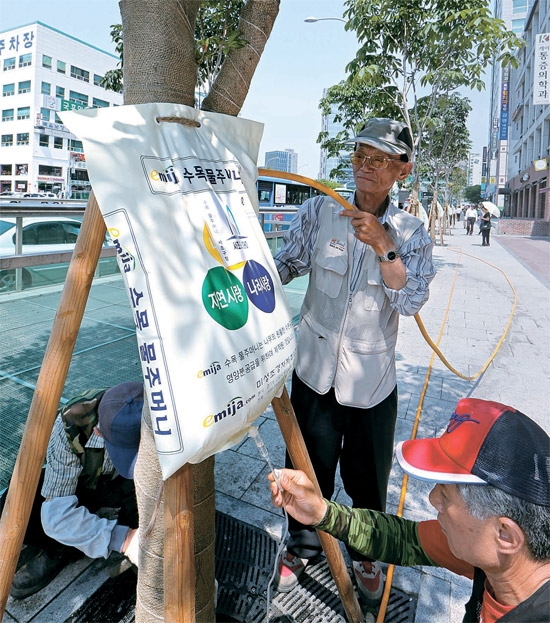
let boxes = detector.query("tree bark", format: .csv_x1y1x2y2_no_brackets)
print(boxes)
121,0,200,107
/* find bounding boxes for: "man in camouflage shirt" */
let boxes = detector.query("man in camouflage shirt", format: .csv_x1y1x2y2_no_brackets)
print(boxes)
269,399,550,622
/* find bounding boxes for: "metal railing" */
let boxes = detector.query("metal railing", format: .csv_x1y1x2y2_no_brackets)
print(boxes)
0,200,298,294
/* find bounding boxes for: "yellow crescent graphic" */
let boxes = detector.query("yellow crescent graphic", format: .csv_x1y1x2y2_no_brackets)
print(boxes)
202,224,246,271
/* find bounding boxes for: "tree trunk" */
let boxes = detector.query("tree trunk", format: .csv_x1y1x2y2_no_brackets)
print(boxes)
202,0,280,115
121,0,200,107
119,1,280,620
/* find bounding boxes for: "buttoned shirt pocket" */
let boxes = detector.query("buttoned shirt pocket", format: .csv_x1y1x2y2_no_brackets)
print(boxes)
313,251,347,298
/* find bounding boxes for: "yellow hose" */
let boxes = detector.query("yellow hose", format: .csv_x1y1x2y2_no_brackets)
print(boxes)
258,169,518,620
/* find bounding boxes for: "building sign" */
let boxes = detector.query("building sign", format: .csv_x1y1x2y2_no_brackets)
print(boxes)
274,183,286,204
534,33,550,105
42,95,57,110
37,176,65,183
60,99,87,112
500,66,510,140
0,28,35,56
35,115,71,136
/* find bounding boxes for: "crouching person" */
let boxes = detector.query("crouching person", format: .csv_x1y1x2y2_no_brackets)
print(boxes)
269,398,550,622
1,382,143,599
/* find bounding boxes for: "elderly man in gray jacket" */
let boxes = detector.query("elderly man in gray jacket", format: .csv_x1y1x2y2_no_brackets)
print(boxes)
273,118,435,604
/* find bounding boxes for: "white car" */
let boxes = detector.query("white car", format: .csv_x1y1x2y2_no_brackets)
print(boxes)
0,216,118,293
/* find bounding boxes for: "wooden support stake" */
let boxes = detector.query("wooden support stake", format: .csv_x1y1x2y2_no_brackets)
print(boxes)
0,193,106,618
164,463,195,622
272,387,364,623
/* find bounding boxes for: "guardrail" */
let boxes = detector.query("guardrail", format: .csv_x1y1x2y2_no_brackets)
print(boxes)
0,201,298,294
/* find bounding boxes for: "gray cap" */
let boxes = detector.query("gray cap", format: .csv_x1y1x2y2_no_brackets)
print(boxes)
347,118,413,160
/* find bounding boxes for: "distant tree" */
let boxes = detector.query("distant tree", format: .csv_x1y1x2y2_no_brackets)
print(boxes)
464,184,483,203
319,0,523,215
316,178,341,190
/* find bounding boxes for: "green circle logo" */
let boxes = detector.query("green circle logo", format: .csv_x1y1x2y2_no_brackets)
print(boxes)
202,266,249,330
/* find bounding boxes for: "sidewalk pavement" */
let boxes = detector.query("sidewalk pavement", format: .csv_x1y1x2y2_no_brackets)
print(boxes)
1,224,549,622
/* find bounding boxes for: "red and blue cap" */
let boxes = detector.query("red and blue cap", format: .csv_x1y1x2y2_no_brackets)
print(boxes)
396,398,550,506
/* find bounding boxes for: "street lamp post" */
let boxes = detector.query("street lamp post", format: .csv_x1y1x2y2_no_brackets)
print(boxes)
304,16,346,23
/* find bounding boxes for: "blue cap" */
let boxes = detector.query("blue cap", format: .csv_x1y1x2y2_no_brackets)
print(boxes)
98,382,144,479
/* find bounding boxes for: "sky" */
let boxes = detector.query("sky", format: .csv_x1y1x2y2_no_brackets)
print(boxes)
1,0,490,178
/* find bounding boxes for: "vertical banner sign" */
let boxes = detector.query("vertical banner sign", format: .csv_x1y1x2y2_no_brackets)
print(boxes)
500,65,510,141
62,103,296,480
534,34,550,106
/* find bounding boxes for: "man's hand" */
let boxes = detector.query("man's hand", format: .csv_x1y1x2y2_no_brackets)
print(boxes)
268,469,327,526
340,208,392,255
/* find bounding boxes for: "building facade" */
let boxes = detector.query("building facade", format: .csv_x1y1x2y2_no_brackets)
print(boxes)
506,0,549,222
0,22,122,198
263,149,298,174
484,0,530,207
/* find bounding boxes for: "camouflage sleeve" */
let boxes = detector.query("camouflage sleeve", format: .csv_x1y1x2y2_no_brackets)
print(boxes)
315,500,439,568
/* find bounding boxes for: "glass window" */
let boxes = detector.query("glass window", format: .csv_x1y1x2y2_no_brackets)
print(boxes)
1,134,14,147
2,84,15,97
56,85,65,98
92,97,109,108
3,57,16,71
54,112,62,124
19,53,32,68
69,90,88,106
40,107,51,122
57,60,66,74
93,73,103,86
39,164,62,177
512,0,528,12
70,65,90,82
15,164,28,175
17,106,30,120
53,136,64,149
16,133,29,145
511,18,524,33
2,109,14,122
1,164,13,175
39,134,49,147
69,139,84,152
42,54,52,69
18,80,31,94
41,81,51,95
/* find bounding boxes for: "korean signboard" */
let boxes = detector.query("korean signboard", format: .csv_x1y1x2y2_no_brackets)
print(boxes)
534,33,550,105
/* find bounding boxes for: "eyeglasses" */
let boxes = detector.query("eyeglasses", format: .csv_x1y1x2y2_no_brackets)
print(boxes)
349,152,402,169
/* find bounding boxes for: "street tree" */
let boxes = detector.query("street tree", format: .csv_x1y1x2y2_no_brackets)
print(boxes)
118,1,280,620
319,0,522,215
464,184,483,203
420,93,472,241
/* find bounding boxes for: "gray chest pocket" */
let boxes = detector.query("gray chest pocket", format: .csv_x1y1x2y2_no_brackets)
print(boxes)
314,252,347,298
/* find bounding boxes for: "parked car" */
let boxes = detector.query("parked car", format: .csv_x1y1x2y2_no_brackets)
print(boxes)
23,192,60,204
0,216,118,293
0,191,23,203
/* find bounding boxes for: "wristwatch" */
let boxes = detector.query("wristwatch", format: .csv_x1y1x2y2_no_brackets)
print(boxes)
378,249,400,263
